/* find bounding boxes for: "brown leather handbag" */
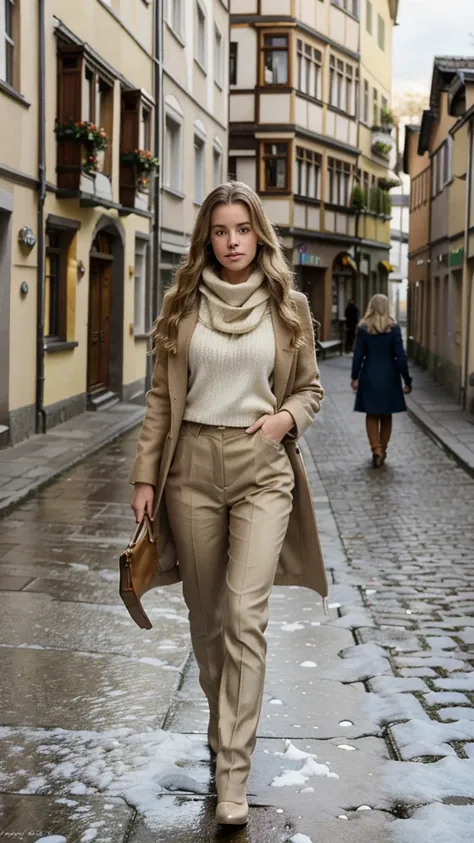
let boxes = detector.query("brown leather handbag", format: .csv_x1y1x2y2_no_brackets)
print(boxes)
119,514,161,630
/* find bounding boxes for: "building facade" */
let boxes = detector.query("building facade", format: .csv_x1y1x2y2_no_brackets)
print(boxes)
404,58,474,413
159,0,230,296
0,0,159,447
228,0,398,340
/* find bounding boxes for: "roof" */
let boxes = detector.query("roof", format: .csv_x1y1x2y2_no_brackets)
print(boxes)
416,57,474,154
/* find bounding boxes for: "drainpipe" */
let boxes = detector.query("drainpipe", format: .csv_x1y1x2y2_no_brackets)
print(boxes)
462,117,474,411
35,0,46,434
146,0,163,392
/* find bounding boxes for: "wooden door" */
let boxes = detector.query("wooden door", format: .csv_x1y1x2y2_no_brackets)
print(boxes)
87,258,111,391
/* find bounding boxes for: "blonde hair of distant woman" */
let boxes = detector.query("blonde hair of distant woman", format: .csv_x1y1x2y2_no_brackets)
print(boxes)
153,181,306,353
359,293,395,335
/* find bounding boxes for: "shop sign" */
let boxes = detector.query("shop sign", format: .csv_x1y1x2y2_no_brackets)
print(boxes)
300,253,321,266
449,247,464,268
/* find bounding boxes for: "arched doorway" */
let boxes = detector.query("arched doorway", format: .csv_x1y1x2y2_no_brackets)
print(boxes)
87,218,124,406
331,252,357,340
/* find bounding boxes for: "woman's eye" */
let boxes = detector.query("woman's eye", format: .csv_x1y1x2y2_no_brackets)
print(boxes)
239,227,250,234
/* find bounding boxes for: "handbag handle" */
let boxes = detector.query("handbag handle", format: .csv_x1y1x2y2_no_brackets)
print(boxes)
129,512,155,548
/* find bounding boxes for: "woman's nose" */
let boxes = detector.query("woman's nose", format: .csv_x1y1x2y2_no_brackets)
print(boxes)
228,230,239,248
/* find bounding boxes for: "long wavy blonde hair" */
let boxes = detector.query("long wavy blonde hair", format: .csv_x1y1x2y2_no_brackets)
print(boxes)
360,294,395,335
153,182,306,352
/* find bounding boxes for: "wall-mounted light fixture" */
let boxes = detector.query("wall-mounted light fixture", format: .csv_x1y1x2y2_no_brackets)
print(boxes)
77,260,86,278
20,281,29,296
18,226,37,249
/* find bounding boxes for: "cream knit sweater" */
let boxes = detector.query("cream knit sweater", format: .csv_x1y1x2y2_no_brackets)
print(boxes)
183,267,277,427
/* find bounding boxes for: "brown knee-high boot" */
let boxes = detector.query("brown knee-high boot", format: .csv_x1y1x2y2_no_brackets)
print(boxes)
366,414,383,466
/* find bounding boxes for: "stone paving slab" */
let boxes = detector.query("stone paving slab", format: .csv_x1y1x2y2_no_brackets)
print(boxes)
0,793,133,843
0,647,181,731
405,363,474,475
0,403,145,512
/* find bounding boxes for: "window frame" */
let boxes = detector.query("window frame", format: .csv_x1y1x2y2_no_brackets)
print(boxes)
195,1,207,72
260,141,291,193
164,108,184,194
194,132,206,205
296,39,322,101
377,13,385,51
1,0,16,87
214,23,223,88
260,31,290,88
133,236,150,336
169,0,184,39
366,0,372,34
45,228,74,344
229,41,238,86
327,157,352,207
296,146,322,201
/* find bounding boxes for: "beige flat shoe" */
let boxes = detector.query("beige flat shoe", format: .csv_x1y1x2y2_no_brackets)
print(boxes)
215,800,249,826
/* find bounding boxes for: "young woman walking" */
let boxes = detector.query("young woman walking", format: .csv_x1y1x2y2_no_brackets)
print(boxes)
351,293,412,467
130,182,328,826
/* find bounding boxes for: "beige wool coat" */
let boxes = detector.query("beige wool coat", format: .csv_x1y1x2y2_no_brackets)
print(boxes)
129,290,328,600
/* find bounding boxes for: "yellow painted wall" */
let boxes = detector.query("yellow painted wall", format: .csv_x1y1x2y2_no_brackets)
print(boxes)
5,0,156,419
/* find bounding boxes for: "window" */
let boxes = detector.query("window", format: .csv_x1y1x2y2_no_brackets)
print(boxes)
141,105,151,151
296,147,322,199
228,155,237,181
195,2,206,69
331,0,359,15
194,134,205,203
366,0,372,33
134,238,149,335
1,0,15,85
378,14,385,50
262,142,289,191
214,25,223,86
81,66,114,176
327,157,351,206
373,87,378,124
45,229,75,343
170,0,183,36
213,144,223,187
363,80,369,123
230,42,238,85
297,40,322,100
261,34,289,86
330,55,356,115
164,112,183,192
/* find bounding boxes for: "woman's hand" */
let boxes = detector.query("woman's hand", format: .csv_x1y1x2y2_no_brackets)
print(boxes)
246,410,295,445
403,384,412,394
351,380,359,392
131,482,155,524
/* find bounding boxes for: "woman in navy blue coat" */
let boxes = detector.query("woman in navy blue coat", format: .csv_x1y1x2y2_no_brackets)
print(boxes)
351,294,412,467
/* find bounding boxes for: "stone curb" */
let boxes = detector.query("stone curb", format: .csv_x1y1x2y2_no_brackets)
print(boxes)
406,395,474,478
0,407,145,515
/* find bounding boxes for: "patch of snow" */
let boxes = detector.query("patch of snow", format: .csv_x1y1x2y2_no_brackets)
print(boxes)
390,718,474,760
390,803,474,843
424,692,469,706
364,691,428,726
0,726,210,831
281,622,305,632
337,745,356,751
380,757,474,805
270,699,283,706
300,787,314,794
434,673,474,692
98,571,116,582
271,740,338,788
138,657,166,668
70,563,89,571
290,835,313,843
356,805,372,811
34,838,67,843
338,721,353,727
327,642,391,682
300,661,317,668
338,815,348,820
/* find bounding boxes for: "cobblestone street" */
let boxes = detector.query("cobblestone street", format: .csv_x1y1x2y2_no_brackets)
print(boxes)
0,356,473,842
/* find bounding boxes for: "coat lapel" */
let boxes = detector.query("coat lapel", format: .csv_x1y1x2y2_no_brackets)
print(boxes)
168,307,198,433
271,297,295,408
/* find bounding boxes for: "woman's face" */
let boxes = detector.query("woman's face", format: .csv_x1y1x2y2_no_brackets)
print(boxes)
209,202,259,275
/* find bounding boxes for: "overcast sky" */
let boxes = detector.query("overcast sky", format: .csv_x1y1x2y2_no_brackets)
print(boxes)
393,0,474,94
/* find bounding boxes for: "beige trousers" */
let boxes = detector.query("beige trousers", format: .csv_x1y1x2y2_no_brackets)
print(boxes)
165,421,295,802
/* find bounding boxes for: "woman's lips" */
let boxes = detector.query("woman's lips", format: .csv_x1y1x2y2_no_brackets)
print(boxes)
226,253,244,260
